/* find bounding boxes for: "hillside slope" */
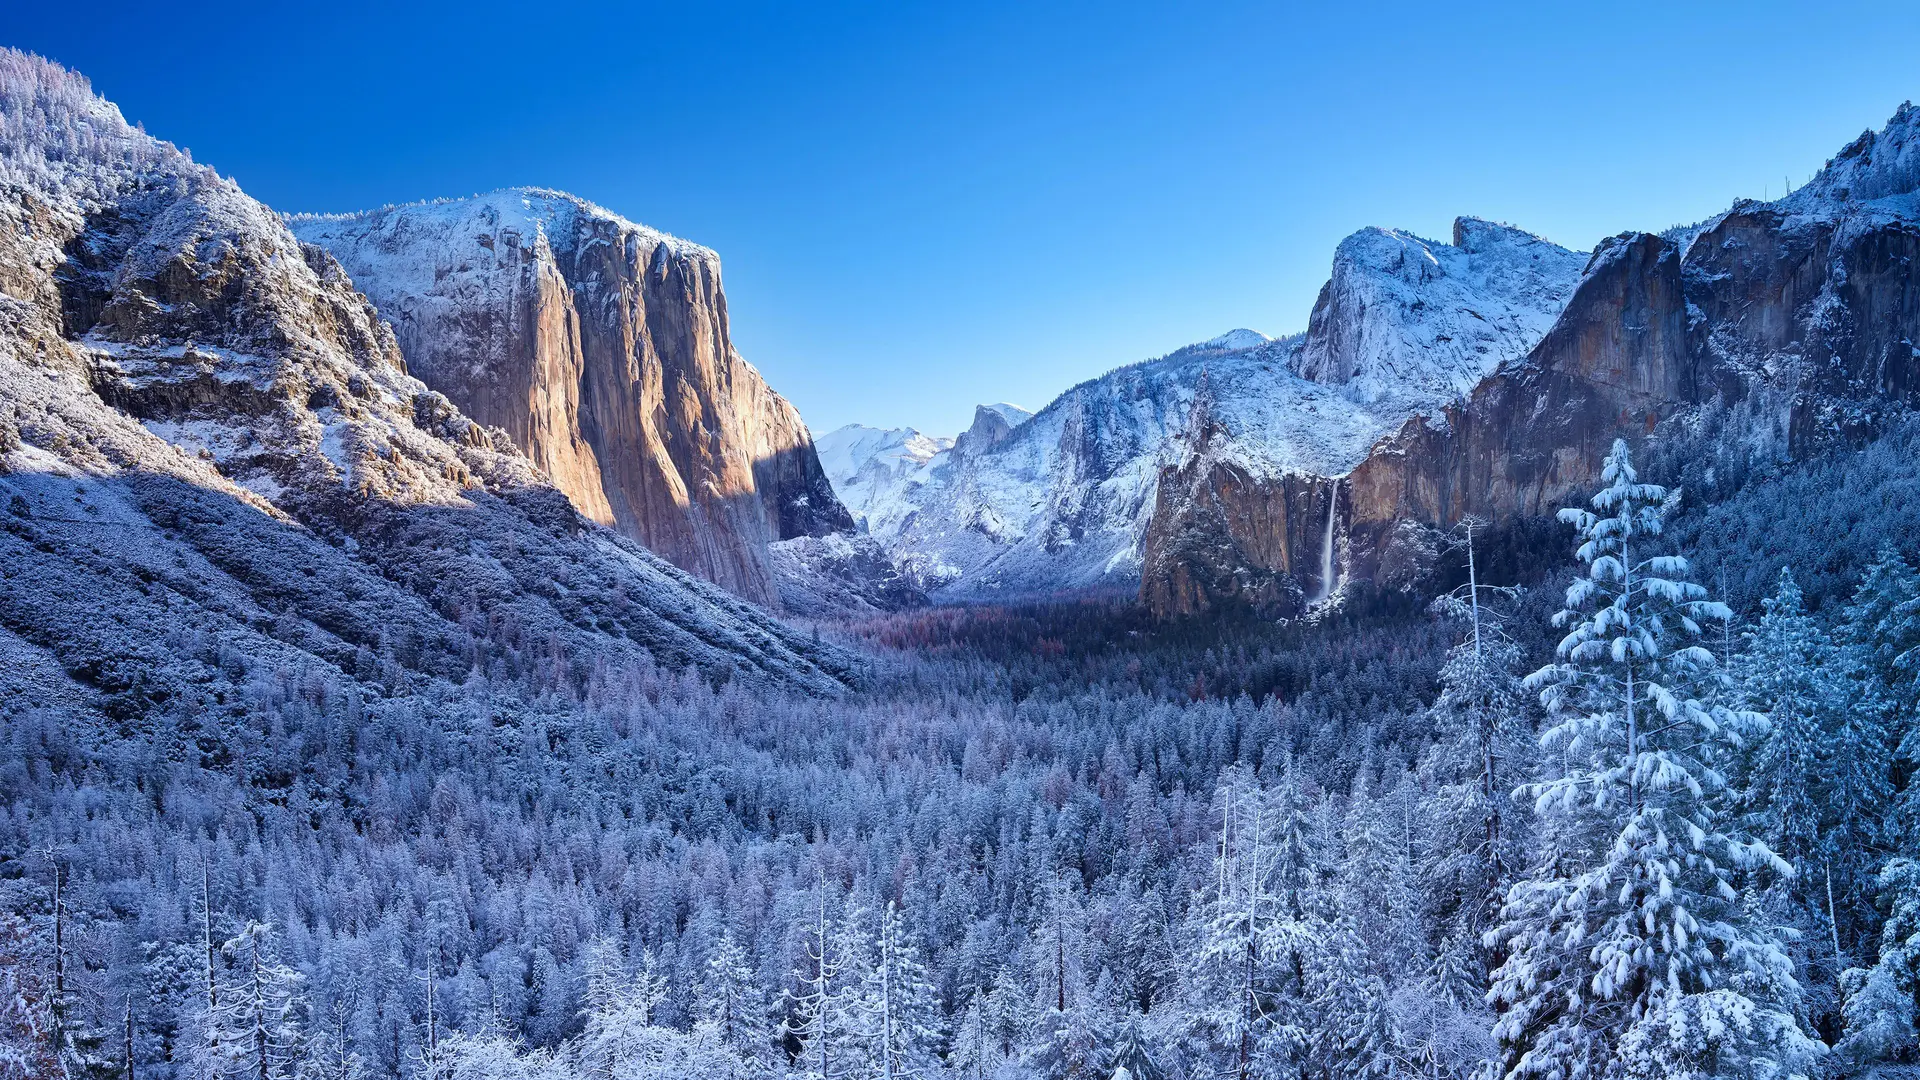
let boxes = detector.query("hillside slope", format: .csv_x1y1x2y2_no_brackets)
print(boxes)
0,49,854,714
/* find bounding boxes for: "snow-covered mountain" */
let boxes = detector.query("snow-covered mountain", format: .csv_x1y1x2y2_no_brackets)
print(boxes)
1147,102,1920,615
820,216,1583,601
813,423,954,533
0,49,854,698
1291,218,1585,402
290,189,853,610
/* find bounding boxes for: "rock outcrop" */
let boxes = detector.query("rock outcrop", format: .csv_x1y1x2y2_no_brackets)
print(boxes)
1142,102,1920,617
292,192,852,609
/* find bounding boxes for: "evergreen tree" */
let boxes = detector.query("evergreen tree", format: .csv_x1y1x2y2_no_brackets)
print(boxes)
0,912,59,1080
858,902,941,1080
693,928,770,1074
1185,772,1315,1080
211,923,304,1080
1837,857,1920,1072
1487,441,1817,1080
1840,548,1920,841
1737,568,1893,988
1422,523,1532,992
783,884,846,1080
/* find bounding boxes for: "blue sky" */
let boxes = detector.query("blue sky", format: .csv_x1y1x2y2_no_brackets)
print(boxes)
12,1,1920,435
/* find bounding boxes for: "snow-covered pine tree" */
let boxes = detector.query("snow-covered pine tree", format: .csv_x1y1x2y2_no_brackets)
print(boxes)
1310,912,1394,1080
1422,519,1532,996
1835,856,1920,1072
694,927,770,1074
0,912,59,1080
1487,440,1817,1080
1106,1014,1167,1080
861,902,942,1080
1022,876,1107,1080
1840,548,1920,840
1736,568,1892,989
947,991,997,1080
1184,771,1316,1080
211,922,303,1080
575,936,635,1080
783,883,846,1080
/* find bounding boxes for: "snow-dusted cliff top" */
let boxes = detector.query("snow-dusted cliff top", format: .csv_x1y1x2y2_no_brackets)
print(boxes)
291,187,716,264
1784,100,1920,209
1291,216,1585,404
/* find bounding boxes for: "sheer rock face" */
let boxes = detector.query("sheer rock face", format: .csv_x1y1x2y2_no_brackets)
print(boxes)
1142,103,1920,617
293,192,852,608
0,50,853,695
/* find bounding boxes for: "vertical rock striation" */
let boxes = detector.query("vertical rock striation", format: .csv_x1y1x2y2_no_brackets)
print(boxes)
293,192,852,608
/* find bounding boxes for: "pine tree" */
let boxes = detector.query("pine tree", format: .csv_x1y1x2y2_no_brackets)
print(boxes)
853,902,941,1080
947,991,997,1080
1487,440,1817,1080
0,912,60,1080
783,884,845,1080
1841,548,1920,841
693,928,769,1074
1105,1015,1167,1080
1185,772,1314,1080
210,923,303,1080
1423,520,1532,991
1737,568,1893,985
1837,857,1920,1071
1023,877,1107,1080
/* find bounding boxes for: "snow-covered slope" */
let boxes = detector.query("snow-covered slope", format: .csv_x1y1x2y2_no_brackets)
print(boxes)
1292,218,1584,403
814,423,953,532
821,220,1583,602
0,49,854,698
819,332,1392,599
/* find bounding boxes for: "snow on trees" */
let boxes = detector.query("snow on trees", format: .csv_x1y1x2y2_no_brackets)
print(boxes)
1487,440,1817,1080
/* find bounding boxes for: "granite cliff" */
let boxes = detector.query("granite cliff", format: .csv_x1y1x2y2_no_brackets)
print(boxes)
293,192,852,609
1142,103,1920,616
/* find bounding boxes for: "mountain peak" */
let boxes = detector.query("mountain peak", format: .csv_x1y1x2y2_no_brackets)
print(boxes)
1783,100,1920,209
1201,328,1274,351
1292,218,1586,402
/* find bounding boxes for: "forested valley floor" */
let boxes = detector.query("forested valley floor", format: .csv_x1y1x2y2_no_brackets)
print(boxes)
6,428,1920,1080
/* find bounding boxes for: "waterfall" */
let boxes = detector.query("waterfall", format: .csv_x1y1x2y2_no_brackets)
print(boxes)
1312,482,1339,605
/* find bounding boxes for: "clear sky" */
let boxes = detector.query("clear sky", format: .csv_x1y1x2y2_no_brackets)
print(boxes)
11,1,1920,435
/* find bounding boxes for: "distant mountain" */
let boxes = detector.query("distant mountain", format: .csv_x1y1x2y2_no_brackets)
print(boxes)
291,190,853,610
0,49,854,702
819,218,1584,602
1290,218,1585,403
813,422,954,534
1146,103,1920,615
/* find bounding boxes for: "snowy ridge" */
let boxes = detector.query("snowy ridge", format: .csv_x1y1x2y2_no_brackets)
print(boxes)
290,186,716,264
1292,217,1585,404
1782,100,1920,210
0,49,198,205
822,331,1404,599
824,219,1582,600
